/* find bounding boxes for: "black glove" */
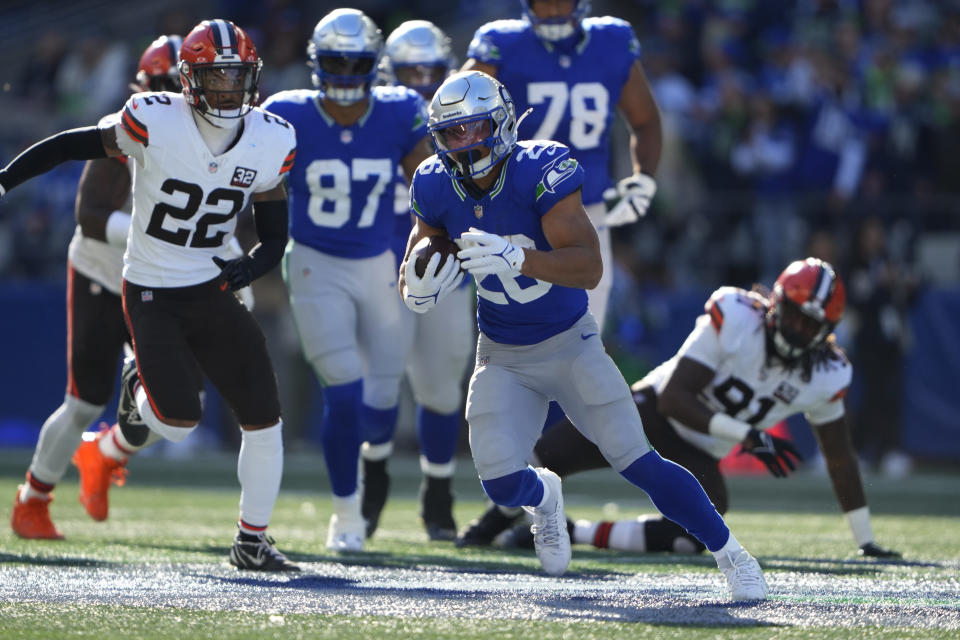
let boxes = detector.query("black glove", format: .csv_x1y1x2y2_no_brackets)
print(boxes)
859,542,902,558
212,255,254,291
741,428,803,478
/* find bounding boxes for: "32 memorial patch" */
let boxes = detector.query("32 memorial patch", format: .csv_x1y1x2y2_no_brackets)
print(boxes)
231,167,258,187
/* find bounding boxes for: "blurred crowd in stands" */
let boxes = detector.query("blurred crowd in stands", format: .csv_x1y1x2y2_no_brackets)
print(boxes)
1,0,955,470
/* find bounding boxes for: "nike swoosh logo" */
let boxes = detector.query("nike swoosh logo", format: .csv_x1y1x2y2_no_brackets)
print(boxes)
580,333,597,340
414,299,431,306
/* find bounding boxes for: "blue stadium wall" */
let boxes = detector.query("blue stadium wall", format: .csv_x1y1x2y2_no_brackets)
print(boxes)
1,282,958,460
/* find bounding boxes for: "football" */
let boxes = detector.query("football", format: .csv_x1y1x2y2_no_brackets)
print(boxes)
413,235,461,279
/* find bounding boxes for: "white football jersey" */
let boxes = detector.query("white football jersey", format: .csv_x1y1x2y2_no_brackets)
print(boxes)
641,286,852,460
107,92,296,288
66,158,132,296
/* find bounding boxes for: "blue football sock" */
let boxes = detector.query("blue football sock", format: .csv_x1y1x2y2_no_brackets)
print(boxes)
320,380,363,497
481,466,543,508
620,451,729,552
416,406,460,465
360,404,399,446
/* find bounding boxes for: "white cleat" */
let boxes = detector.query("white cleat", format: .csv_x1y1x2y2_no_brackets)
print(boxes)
522,468,571,576
326,511,365,552
717,548,768,601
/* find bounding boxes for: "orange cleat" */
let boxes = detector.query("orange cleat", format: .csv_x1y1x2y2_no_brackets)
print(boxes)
11,487,65,540
72,426,128,521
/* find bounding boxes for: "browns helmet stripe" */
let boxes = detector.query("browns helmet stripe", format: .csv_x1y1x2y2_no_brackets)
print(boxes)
165,39,178,69
210,19,237,57
809,265,827,305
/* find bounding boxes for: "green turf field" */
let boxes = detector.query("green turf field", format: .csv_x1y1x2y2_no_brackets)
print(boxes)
1,449,958,639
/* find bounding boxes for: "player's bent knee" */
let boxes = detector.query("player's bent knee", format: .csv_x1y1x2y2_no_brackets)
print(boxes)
414,387,463,416
363,375,402,410
149,419,197,443
310,348,363,387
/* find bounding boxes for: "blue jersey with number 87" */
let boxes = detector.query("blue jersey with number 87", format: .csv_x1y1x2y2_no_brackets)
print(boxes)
262,86,428,258
411,140,587,345
467,17,640,206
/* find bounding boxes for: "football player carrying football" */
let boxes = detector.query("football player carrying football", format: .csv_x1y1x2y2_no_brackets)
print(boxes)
399,70,767,600
464,0,662,331
465,259,901,559
260,9,433,552
380,20,474,542
1,20,299,571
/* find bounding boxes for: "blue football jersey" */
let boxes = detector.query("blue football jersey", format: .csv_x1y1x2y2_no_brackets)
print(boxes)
467,17,641,205
411,140,587,345
261,86,428,258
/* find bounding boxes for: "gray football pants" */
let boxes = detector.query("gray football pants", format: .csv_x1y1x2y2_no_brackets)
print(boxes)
466,312,650,481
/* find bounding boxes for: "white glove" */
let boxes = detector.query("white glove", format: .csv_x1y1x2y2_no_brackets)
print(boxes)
603,173,657,227
402,251,464,314
457,227,526,276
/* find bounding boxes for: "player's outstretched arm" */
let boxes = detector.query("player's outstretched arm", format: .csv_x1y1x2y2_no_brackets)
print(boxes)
75,157,132,246
604,62,662,227
618,60,662,179
0,126,120,196
213,183,289,291
813,418,901,558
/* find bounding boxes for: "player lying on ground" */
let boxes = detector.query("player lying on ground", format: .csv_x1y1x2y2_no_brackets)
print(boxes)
457,259,900,559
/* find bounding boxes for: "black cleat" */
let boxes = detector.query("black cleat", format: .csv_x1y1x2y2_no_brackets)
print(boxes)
420,476,457,541
361,458,389,538
229,531,300,572
455,504,522,548
117,356,145,431
501,517,575,550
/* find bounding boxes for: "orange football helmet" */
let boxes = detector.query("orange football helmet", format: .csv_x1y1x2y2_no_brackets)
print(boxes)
135,34,182,93
767,258,846,360
178,19,261,124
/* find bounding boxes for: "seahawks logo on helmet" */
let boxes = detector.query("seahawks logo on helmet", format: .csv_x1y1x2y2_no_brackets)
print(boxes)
536,156,579,200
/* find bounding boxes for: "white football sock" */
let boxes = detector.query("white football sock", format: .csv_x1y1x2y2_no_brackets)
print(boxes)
237,422,284,529
362,441,393,461
29,394,103,484
420,455,455,478
136,386,195,442
98,423,162,461
711,531,744,562
608,517,652,552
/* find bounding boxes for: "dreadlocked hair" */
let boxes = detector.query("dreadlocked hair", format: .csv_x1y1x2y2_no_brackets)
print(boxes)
754,283,847,383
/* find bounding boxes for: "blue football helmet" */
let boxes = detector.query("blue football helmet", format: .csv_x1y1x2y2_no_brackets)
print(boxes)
381,20,456,101
428,71,517,180
521,0,591,41
308,8,383,105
